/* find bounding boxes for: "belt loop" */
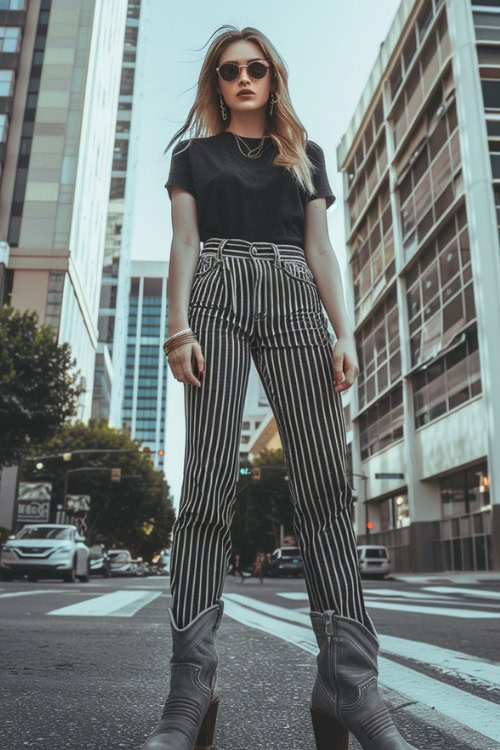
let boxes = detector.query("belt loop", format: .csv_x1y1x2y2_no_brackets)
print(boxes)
217,238,229,265
271,242,282,269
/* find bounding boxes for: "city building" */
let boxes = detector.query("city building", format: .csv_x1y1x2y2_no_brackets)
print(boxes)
337,0,500,571
92,0,146,426
1,0,128,421
0,0,128,530
123,260,168,470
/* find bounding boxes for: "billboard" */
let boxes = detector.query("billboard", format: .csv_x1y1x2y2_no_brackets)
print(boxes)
17,482,52,523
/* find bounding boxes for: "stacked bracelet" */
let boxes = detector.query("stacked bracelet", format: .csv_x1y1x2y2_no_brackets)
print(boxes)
163,328,197,356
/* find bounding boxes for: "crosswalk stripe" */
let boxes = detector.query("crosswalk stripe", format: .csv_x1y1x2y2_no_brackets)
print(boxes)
48,590,162,617
222,594,500,742
276,589,500,618
0,589,63,600
363,600,500,618
224,593,500,688
423,586,500,601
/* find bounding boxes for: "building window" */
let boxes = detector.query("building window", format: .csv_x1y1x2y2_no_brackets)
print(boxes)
0,0,27,8
406,205,475,369
0,112,8,142
0,26,21,53
390,3,450,149
0,69,14,96
356,286,400,410
494,184,500,241
396,68,461,260
481,79,500,111
350,179,395,325
439,461,491,571
379,493,410,531
359,383,403,460
345,95,385,192
473,10,500,43
413,324,481,428
45,271,64,331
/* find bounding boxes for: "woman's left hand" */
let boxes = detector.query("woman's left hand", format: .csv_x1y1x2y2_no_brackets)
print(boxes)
331,336,359,392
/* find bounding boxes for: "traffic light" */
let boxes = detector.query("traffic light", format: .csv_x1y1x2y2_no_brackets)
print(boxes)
111,467,121,482
158,449,164,456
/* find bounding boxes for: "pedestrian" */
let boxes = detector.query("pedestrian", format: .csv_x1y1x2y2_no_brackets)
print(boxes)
142,25,419,750
254,552,264,584
233,552,245,583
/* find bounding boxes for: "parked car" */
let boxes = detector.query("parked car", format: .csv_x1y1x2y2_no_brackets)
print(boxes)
108,549,136,576
88,543,111,577
131,558,149,577
0,524,90,583
357,545,391,579
269,546,303,577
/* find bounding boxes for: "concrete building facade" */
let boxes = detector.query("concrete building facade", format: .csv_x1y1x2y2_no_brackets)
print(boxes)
337,0,500,571
1,0,128,422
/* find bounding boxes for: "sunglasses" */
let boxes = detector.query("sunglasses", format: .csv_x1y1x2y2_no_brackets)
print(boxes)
216,59,271,82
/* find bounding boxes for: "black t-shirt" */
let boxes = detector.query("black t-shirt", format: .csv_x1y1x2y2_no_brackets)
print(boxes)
164,132,335,247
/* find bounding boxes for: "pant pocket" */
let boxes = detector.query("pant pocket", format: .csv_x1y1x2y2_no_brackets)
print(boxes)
279,259,317,287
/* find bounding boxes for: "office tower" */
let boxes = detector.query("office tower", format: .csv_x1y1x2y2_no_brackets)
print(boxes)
337,0,499,571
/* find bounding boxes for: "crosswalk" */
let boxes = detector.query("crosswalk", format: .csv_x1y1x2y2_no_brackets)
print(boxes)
1,583,499,742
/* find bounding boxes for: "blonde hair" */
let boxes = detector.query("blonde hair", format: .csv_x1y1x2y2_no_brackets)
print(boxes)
165,25,318,196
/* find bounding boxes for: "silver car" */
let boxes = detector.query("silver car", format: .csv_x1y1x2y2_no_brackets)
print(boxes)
0,524,90,583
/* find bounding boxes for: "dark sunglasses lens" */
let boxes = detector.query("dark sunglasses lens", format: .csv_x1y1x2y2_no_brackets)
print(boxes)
219,64,239,81
249,62,268,79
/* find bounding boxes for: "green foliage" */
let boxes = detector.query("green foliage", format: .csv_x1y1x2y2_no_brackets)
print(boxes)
0,305,82,466
23,419,175,559
231,448,295,568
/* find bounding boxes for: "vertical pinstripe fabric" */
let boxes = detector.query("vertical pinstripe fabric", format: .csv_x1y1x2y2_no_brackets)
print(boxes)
169,237,371,630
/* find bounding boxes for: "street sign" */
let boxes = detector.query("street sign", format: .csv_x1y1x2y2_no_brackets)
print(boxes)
17,482,52,523
374,473,404,479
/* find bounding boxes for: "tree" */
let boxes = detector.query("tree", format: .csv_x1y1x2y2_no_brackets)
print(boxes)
23,420,175,560
0,306,82,466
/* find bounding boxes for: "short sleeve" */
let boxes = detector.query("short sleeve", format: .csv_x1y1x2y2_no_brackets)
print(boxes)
306,140,336,209
164,140,196,200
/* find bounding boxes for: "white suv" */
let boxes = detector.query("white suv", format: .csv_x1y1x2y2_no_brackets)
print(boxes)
0,524,90,583
357,545,391,579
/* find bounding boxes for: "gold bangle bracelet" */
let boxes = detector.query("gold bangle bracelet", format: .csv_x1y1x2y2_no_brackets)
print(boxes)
163,333,197,356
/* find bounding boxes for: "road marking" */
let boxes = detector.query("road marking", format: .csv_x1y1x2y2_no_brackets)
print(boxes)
225,594,500,687
423,586,500,601
0,589,64,600
363,600,500,618
379,633,500,692
222,594,500,742
276,589,500,618
48,590,162,617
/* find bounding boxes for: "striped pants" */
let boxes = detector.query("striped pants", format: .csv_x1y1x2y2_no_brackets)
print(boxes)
169,237,371,630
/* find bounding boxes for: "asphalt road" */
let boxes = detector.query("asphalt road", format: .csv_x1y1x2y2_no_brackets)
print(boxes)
0,575,499,749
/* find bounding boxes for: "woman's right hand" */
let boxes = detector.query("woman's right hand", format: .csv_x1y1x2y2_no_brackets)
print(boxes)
166,339,205,387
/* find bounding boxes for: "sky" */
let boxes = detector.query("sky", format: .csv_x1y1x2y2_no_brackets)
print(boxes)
130,0,403,509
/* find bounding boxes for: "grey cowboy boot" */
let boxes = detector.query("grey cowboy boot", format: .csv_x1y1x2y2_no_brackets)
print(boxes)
309,609,419,750
142,599,224,750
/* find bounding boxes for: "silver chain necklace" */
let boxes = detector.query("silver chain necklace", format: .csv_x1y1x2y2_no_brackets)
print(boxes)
231,132,267,159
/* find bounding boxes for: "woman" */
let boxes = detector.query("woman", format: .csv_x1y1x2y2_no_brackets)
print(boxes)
142,25,419,750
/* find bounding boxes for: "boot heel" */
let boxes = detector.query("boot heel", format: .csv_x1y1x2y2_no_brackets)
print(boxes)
195,697,219,749
310,706,349,750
